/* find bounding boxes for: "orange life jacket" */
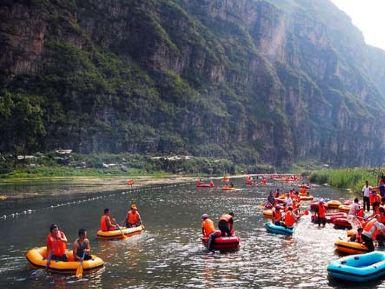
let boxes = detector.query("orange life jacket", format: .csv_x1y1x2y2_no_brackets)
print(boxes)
127,210,140,225
46,232,66,257
379,214,385,224
357,209,364,218
100,215,112,231
285,211,296,227
318,203,326,218
201,218,215,236
300,187,307,196
364,218,378,238
273,210,282,222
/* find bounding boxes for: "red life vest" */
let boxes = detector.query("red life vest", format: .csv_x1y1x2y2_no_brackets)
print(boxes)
318,203,326,218
285,211,296,227
127,210,140,225
46,232,66,257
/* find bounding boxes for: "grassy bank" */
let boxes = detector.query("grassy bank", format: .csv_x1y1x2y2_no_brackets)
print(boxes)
309,168,381,192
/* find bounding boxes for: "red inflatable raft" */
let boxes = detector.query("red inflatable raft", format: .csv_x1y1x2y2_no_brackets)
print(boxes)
201,236,240,252
333,218,352,229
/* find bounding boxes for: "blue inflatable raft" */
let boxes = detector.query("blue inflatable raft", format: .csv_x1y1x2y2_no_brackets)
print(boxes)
327,251,385,282
265,222,294,235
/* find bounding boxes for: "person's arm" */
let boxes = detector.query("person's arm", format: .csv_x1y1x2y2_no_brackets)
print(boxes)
106,216,113,229
73,241,80,260
85,239,91,254
59,231,67,243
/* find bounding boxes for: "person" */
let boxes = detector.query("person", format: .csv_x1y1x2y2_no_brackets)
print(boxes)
201,214,218,251
46,224,68,262
285,193,293,207
100,208,118,231
272,206,283,226
209,180,215,188
283,207,296,229
350,227,363,243
73,228,92,261
362,216,385,252
362,180,371,212
378,207,385,224
218,212,234,237
300,186,307,196
379,179,385,198
348,198,361,228
125,204,142,228
267,191,275,206
317,199,326,227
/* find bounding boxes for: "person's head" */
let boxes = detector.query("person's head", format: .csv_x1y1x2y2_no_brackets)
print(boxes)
288,206,293,211
366,180,369,186
373,202,380,209
50,224,58,234
275,206,280,211
104,208,110,215
354,198,359,203
229,212,234,217
131,204,138,211
201,214,208,220
78,228,87,238
319,198,325,204
357,227,363,233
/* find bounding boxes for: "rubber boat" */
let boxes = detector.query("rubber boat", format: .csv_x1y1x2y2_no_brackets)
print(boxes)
335,238,368,255
265,222,294,235
263,209,273,219
201,236,240,252
311,212,346,224
327,200,342,209
299,195,314,201
221,186,239,191
327,252,385,282
97,225,144,240
25,247,104,273
333,218,352,229
338,204,350,213
197,183,214,188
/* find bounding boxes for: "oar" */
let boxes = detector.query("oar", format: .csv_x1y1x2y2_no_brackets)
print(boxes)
117,225,127,239
75,251,86,279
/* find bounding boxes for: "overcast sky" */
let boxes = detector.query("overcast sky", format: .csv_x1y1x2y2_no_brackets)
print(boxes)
331,0,385,50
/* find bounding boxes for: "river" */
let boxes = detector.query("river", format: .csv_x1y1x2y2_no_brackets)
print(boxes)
0,179,380,289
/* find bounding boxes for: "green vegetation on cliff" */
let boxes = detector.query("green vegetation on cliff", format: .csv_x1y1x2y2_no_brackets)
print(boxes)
1,0,385,168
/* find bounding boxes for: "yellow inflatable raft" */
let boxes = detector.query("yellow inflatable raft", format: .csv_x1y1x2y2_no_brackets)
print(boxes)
335,238,368,255
338,204,350,213
327,200,342,209
263,209,273,219
96,225,145,240
299,195,314,201
25,247,104,273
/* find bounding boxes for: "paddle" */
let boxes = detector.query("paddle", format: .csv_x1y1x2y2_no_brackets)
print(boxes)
75,251,86,279
117,224,127,239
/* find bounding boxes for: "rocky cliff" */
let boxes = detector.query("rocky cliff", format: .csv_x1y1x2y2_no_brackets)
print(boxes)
1,0,384,167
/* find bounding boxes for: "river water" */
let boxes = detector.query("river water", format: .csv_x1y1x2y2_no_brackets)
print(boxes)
0,179,381,289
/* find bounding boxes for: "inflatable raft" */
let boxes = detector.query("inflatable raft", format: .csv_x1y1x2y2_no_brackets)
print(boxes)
97,225,144,240
327,252,385,282
201,236,240,252
221,186,240,191
265,222,294,235
334,238,368,255
25,247,104,273
327,200,342,209
263,209,273,219
196,183,214,188
333,218,352,229
299,195,314,201
338,205,350,214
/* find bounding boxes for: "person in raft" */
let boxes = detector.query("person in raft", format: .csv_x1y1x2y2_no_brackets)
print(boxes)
362,216,385,252
362,180,371,212
46,224,68,262
317,199,327,227
125,204,142,228
201,214,218,251
350,227,364,243
348,198,361,228
100,208,119,231
272,206,283,226
267,191,275,207
218,212,234,237
73,228,92,261
283,207,297,229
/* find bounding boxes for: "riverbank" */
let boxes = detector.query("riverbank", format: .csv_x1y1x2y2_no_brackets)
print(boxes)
309,168,381,192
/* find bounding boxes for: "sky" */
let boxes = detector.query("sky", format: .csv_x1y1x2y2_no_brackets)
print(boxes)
331,0,385,50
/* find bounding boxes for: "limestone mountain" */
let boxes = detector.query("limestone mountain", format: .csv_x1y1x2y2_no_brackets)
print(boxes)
1,0,385,167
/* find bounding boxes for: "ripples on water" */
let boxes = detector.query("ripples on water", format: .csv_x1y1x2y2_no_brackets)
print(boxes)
0,181,383,288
